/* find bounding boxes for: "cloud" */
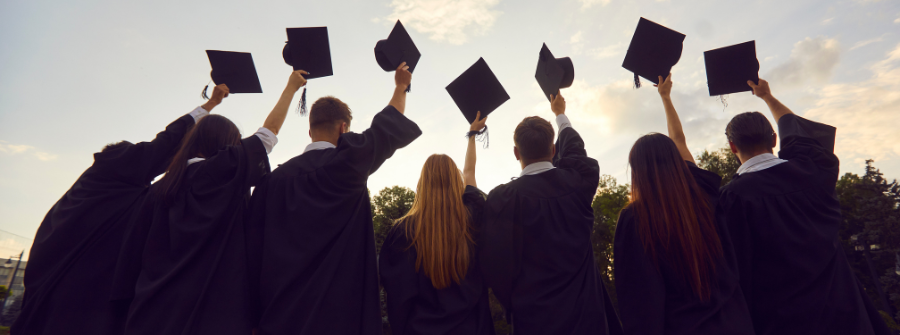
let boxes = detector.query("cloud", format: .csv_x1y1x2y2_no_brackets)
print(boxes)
849,35,885,51
822,17,835,25
578,0,611,9
383,0,502,45
570,31,584,54
0,141,57,161
767,36,841,88
590,42,625,60
804,43,900,166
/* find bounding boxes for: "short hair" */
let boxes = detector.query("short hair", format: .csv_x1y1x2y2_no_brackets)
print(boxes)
514,116,555,161
725,111,775,154
309,96,352,131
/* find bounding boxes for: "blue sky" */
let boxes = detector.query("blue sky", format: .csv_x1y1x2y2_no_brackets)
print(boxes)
2,0,899,251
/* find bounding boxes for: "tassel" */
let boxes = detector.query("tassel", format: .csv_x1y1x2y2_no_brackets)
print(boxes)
201,83,210,100
297,87,308,116
405,83,411,93
715,94,729,111
633,73,641,89
465,125,489,148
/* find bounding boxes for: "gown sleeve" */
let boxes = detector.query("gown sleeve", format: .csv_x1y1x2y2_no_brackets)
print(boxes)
613,208,666,335
202,135,271,189
332,105,422,187
776,114,839,192
378,226,418,335
463,186,487,229
552,127,600,194
93,113,196,185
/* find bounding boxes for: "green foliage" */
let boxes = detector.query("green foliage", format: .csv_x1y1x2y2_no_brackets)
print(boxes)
0,286,7,302
695,148,741,187
592,175,631,309
0,325,8,335
371,186,416,254
488,289,512,335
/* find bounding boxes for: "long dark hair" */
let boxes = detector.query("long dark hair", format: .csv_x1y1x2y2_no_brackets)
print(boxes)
627,133,723,301
155,114,241,202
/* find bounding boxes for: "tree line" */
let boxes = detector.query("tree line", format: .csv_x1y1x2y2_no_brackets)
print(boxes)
369,148,900,334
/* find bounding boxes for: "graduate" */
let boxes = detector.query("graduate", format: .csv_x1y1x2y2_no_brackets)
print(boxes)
613,73,754,335
480,92,621,335
249,62,421,335
379,111,494,335
122,69,306,335
720,79,891,335
11,85,221,335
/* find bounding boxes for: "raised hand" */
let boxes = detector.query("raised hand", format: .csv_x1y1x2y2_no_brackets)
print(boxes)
287,70,309,92
655,73,673,97
202,84,230,111
551,91,566,116
470,111,488,132
395,62,412,89
747,79,772,100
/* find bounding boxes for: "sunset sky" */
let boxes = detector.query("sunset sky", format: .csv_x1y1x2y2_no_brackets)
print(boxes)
2,0,899,254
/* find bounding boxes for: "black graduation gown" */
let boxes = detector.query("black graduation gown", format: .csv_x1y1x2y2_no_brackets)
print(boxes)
720,114,890,335
123,135,270,335
248,105,421,335
379,185,495,335
480,126,621,335
12,114,195,335
614,162,755,335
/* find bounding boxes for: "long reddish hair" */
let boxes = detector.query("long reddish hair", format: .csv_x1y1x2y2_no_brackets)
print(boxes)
627,133,723,301
398,154,473,289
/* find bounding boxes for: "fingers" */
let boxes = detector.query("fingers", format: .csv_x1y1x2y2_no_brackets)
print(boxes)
666,72,672,83
396,62,407,71
747,80,758,89
298,70,309,75
658,75,664,84
475,111,482,122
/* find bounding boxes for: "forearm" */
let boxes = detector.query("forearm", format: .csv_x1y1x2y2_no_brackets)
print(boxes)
262,87,296,135
200,99,221,113
464,137,477,187
763,95,794,123
388,86,406,115
661,95,694,162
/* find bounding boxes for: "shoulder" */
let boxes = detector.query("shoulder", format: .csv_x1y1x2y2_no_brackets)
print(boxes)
686,162,723,197
614,205,638,243
383,221,412,252
463,185,487,207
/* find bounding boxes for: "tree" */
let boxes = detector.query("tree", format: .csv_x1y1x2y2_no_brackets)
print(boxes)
592,175,631,309
835,160,900,326
371,186,416,254
696,147,741,187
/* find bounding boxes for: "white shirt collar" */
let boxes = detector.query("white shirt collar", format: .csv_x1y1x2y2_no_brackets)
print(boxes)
736,153,787,175
187,157,205,166
303,141,336,154
519,161,555,177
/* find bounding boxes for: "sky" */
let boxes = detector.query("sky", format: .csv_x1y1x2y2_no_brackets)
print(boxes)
1,0,899,251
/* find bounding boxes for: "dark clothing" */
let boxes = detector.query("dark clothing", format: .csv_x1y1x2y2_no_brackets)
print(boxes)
123,135,270,335
481,127,620,335
13,114,195,335
249,106,421,335
614,162,754,335
721,114,890,335
379,185,495,335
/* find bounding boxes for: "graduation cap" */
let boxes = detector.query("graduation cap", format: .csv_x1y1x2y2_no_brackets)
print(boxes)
374,21,421,92
704,41,760,96
535,43,574,101
283,27,333,114
203,50,263,99
446,58,510,147
622,17,685,88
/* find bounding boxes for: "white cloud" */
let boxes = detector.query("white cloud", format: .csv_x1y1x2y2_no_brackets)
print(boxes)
767,36,841,88
0,141,57,161
33,152,58,161
849,35,885,51
590,42,625,60
383,0,502,45
570,31,584,54
804,43,900,166
822,17,835,25
894,17,900,24
578,0,611,9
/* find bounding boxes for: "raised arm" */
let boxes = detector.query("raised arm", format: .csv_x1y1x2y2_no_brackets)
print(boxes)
388,62,412,115
656,73,694,163
748,79,794,123
200,84,229,114
464,111,487,187
262,70,308,135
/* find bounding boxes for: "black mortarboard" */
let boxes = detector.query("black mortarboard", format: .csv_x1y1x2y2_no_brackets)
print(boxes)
282,27,332,115
446,57,510,124
375,20,421,73
704,41,760,96
622,17,685,87
204,50,263,96
283,27,333,79
535,43,574,101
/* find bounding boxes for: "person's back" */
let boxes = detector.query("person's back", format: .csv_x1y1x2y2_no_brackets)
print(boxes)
13,90,212,335
124,73,303,335
720,79,890,335
379,115,494,335
481,94,618,335
251,64,421,335
613,74,753,335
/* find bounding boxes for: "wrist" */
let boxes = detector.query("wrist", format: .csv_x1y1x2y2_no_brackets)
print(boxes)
761,95,776,104
395,85,408,92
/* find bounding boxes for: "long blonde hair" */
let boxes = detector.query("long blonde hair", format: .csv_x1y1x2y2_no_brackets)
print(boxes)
399,154,474,289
